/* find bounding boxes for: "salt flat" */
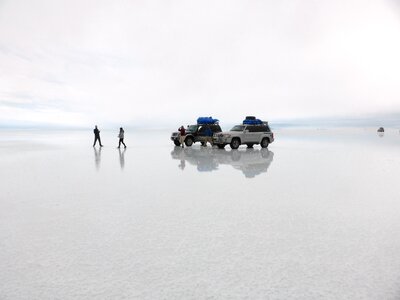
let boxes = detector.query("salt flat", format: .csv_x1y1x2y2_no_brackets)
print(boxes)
0,128,400,299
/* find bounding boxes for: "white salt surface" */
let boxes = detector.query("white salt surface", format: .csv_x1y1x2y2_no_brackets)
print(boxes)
0,128,400,299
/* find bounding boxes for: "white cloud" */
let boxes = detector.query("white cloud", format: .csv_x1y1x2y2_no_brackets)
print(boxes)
1,0,400,127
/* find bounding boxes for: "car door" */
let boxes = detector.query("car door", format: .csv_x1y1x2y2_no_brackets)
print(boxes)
240,125,253,143
246,125,262,143
197,125,206,142
239,125,249,143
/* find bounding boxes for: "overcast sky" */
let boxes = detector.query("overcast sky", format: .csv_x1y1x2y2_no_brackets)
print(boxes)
0,0,400,128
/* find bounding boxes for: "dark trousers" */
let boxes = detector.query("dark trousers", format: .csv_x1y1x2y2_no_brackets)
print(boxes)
93,136,102,146
118,138,126,148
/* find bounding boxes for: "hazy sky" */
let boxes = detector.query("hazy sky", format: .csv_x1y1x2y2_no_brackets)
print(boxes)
1,0,400,127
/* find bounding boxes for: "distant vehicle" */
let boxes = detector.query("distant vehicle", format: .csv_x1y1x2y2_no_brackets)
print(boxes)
213,116,274,149
377,127,384,132
170,117,222,147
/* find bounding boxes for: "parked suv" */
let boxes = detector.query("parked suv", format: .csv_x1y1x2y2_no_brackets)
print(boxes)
213,118,274,149
171,119,222,147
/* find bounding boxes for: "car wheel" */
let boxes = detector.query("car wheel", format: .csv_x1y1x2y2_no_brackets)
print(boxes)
230,138,240,149
174,140,181,146
185,137,194,147
261,138,269,148
246,144,254,148
217,144,225,149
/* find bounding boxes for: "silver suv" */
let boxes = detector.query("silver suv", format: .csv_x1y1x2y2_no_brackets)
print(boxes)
213,122,274,149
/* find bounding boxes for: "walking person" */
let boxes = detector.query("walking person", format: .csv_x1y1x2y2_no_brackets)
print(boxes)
118,127,127,148
93,125,103,147
178,125,186,148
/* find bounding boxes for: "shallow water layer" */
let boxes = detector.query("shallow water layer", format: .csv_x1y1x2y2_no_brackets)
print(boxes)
0,128,400,299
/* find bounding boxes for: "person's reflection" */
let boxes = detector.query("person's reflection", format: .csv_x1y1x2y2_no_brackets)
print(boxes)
119,148,126,170
179,159,186,170
196,148,218,172
94,146,101,171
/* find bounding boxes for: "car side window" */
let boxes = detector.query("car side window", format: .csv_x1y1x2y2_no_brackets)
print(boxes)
256,126,264,132
211,125,221,132
253,125,268,132
248,126,258,133
262,125,271,132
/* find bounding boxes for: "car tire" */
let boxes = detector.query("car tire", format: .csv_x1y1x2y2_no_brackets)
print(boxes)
246,144,254,148
185,137,194,147
217,144,225,149
261,138,269,148
230,138,240,150
174,140,181,146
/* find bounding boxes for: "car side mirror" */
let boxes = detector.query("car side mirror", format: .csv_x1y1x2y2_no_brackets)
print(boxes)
244,130,249,133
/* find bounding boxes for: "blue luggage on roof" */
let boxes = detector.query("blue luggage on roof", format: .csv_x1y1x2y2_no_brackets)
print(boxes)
197,117,219,124
243,118,263,125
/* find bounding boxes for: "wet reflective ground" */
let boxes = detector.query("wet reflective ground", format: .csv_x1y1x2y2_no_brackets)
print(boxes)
0,128,400,299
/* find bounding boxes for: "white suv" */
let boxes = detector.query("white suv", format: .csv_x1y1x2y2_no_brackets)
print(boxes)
213,122,274,149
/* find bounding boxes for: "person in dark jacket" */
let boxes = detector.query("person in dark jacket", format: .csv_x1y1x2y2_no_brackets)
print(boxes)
118,127,126,148
178,125,186,148
203,126,213,147
93,125,103,147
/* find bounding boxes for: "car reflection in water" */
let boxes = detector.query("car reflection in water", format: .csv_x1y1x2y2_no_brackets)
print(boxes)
171,146,274,178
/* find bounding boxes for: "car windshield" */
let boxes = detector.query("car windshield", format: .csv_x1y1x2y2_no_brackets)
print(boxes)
230,125,245,132
187,125,198,132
